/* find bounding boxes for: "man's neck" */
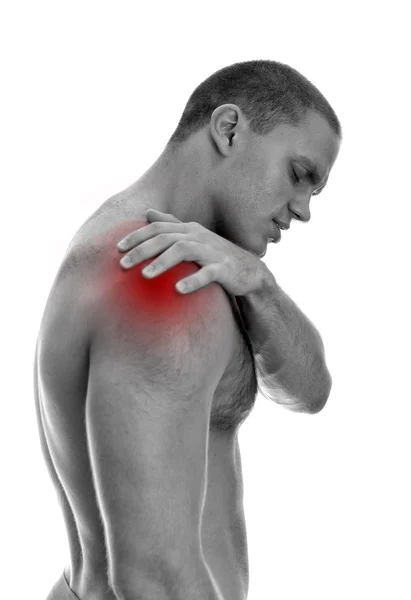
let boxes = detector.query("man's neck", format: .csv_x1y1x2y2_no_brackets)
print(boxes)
127,139,219,231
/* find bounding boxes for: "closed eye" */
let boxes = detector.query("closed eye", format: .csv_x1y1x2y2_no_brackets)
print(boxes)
290,167,300,184
312,183,325,196
291,165,324,196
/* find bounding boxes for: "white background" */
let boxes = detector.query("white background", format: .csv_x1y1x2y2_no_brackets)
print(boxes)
2,2,410,599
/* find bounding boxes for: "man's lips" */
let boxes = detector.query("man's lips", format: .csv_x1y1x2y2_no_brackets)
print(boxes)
272,220,281,242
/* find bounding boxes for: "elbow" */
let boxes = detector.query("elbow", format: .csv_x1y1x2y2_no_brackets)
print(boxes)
306,394,329,414
289,371,332,414
306,374,332,414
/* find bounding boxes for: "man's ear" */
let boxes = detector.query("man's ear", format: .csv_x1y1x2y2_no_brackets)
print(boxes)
209,104,246,157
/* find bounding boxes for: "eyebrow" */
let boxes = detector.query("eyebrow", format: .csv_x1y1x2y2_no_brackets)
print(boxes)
293,154,328,193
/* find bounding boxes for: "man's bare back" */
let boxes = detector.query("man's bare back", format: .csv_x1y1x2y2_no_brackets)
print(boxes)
35,187,258,600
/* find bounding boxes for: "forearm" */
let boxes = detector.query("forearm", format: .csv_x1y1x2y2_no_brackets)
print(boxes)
236,263,332,412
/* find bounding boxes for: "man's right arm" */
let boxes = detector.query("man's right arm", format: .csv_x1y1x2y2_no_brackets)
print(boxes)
85,260,235,600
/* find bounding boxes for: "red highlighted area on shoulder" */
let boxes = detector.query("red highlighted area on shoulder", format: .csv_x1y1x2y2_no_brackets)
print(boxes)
89,219,219,330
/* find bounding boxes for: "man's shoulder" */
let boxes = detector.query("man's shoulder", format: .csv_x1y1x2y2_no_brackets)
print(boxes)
39,217,237,400
57,219,234,341
38,243,95,342
50,218,148,311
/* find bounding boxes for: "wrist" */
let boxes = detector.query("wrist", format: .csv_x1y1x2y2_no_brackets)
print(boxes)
249,262,278,300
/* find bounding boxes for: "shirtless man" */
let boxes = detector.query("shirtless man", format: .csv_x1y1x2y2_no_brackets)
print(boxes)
35,60,341,600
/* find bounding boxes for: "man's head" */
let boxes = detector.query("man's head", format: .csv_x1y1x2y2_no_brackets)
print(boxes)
141,60,342,257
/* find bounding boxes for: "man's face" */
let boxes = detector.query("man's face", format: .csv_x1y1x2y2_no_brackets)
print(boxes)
213,109,341,257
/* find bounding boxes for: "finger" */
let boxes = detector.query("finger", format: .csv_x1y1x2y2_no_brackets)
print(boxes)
146,208,182,223
120,232,182,269
141,240,208,277
117,222,185,252
176,264,219,294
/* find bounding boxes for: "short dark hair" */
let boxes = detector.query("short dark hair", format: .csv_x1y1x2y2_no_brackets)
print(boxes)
167,59,342,149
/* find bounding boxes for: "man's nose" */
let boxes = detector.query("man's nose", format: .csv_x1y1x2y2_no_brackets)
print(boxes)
289,201,311,223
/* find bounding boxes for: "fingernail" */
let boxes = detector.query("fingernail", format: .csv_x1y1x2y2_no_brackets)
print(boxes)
176,281,187,292
121,256,131,268
142,265,154,276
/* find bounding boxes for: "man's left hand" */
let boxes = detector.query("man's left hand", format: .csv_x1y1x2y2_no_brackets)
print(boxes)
116,208,266,296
